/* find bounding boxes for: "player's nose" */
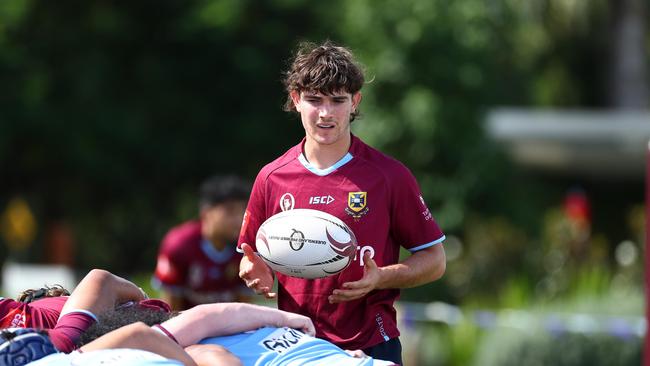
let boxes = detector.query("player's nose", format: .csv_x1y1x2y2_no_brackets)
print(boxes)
318,103,334,118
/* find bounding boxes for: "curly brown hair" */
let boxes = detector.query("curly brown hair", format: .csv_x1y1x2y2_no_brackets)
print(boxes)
282,40,366,121
17,285,70,303
78,306,175,346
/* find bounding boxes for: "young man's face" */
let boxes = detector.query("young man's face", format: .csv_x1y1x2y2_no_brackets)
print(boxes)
290,90,362,147
200,200,247,247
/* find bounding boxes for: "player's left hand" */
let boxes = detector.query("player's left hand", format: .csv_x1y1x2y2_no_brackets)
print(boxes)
328,251,381,304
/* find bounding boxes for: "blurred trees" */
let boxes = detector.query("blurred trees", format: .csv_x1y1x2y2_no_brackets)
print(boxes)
1,0,318,271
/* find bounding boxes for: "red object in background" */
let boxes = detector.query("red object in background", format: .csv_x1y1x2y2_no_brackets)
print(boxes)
45,221,75,266
643,142,650,366
564,188,591,223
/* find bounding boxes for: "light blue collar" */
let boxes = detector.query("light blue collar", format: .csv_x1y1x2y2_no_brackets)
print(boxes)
200,239,234,263
298,152,353,176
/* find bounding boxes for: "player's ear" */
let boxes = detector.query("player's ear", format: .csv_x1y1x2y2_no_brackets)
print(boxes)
352,92,362,111
290,90,302,112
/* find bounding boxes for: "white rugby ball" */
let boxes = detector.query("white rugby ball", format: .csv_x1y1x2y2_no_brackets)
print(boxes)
256,209,357,279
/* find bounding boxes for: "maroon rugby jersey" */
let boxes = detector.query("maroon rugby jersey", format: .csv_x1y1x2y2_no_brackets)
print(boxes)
238,134,445,350
154,220,249,309
0,296,95,351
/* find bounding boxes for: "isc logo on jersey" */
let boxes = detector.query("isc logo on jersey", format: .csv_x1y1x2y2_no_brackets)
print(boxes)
309,195,334,205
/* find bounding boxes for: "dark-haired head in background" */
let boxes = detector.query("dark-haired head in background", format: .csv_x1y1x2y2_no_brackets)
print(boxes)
153,175,253,311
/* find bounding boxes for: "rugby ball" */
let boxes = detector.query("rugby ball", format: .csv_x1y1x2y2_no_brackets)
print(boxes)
256,209,357,279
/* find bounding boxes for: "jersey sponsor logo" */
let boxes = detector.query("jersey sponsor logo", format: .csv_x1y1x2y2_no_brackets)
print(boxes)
1,309,27,328
309,195,335,205
419,195,433,221
259,327,308,354
345,192,369,220
375,313,390,341
279,193,295,211
354,245,375,266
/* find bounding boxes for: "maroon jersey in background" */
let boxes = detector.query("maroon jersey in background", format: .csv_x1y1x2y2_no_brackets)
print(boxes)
238,135,445,351
154,220,249,309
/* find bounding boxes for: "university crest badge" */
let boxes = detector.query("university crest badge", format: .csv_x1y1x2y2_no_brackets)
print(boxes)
345,192,369,220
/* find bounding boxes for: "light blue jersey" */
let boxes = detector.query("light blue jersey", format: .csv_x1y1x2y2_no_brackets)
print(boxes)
27,348,183,366
200,327,395,366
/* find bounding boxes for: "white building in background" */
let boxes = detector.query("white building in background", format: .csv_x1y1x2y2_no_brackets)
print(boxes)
486,109,650,180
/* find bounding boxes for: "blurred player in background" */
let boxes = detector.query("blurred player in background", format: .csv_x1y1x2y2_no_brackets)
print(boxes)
153,175,252,310
238,41,446,365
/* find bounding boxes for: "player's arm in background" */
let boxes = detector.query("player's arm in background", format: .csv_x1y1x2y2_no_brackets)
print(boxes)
60,268,146,317
158,302,315,347
49,269,148,351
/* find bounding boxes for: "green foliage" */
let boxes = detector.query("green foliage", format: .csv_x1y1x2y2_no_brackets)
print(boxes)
0,1,315,272
412,277,643,366
475,330,640,366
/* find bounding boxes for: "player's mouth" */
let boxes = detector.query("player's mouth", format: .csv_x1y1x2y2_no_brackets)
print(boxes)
316,122,335,129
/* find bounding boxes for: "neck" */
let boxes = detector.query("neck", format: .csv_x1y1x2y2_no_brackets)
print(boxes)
303,134,352,169
203,231,227,250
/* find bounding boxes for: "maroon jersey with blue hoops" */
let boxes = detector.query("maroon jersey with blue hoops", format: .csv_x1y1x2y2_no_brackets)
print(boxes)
238,135,445,350
154,220,249,309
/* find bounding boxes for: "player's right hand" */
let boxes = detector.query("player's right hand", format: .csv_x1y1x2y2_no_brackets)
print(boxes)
239,243,276,299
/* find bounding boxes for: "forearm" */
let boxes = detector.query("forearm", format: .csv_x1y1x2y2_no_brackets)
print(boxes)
377,245,446,290
61,269,145,316
163,303,308,347
81,322,197,366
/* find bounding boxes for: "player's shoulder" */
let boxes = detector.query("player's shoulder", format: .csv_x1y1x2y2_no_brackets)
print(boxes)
351,135,413,177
